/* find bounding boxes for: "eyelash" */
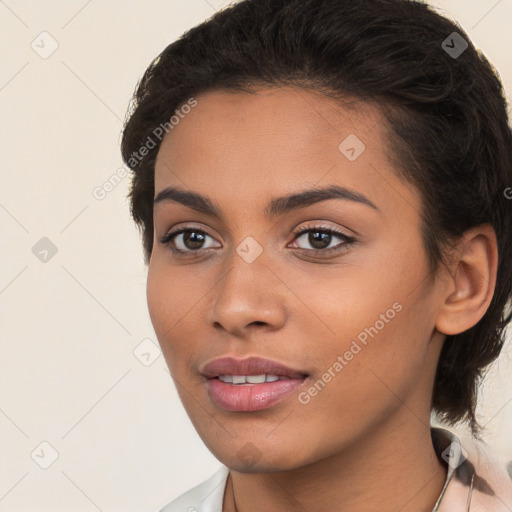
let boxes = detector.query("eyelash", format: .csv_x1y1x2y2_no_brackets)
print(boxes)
160,223,356,258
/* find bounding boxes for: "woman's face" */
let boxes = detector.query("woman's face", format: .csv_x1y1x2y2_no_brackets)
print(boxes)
147,86,447,471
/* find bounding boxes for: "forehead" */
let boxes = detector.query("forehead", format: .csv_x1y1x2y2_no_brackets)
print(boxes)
153,86,419,220
155,86,383,170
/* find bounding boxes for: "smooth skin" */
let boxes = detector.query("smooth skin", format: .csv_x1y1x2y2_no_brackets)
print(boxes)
147,86,497,512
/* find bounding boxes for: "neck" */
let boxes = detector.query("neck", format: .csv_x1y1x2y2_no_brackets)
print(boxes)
223,413,447,512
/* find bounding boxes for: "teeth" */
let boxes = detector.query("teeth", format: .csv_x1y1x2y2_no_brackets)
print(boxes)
246,374,266,384
218,374,283,384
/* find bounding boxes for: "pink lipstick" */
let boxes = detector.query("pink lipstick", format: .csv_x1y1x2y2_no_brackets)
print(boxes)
201,356,308,412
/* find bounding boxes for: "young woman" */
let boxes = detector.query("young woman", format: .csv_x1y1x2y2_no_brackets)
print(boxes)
121,0,512,510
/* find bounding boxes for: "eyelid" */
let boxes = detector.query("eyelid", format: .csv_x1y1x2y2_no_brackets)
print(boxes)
160,220,218,238
290,222,354,239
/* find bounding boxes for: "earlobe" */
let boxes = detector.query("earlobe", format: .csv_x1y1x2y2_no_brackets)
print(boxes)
435,224,498,336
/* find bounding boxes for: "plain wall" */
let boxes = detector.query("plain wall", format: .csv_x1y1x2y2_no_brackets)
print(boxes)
1,1,511,510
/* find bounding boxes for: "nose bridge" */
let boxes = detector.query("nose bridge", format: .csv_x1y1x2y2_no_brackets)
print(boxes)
210,237,287,334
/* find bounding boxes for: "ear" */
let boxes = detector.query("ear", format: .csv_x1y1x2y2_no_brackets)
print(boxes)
435,224,498,336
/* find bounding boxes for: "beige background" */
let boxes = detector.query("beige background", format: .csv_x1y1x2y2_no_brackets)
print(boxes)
0,1,511,511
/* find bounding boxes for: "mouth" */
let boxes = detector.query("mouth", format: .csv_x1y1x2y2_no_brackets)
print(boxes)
201,355,308,379
201,356,309,412
214,374,298,384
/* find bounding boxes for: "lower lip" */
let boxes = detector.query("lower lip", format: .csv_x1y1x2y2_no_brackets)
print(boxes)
206,377,307,412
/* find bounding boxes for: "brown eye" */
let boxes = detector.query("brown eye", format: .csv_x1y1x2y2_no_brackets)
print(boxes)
305,231,332,250
160,228,220,253
290,225,356,254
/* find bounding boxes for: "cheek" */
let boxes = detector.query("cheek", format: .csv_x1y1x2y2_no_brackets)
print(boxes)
314,285,436,426
146,262,171,337
146,260,200,372
284,260,404,350
296,255,434,401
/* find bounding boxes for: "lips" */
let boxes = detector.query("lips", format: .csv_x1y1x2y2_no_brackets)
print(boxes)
201,356,308,380
201,356,309,412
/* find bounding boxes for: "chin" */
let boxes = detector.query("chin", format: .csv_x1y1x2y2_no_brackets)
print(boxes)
208,441,310,473
223,456,299,474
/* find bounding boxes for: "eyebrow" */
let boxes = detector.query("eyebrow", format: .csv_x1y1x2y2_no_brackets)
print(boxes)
153,184,380,220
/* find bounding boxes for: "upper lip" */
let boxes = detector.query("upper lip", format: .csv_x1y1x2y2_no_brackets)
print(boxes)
201,356,308,379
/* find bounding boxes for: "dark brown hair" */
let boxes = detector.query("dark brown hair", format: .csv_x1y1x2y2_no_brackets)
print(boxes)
121,0,512,434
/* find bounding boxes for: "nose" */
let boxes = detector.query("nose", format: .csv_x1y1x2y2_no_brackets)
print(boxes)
209,250,288,338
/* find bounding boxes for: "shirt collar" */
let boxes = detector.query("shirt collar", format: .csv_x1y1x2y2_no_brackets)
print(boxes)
431,427,472,511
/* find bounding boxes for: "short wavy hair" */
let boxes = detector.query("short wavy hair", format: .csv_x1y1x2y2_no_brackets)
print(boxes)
121,0,512,434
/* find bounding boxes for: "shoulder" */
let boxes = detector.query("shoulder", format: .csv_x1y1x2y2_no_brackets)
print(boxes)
466,444,512,511
158,465,230,512
432,426,512,511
